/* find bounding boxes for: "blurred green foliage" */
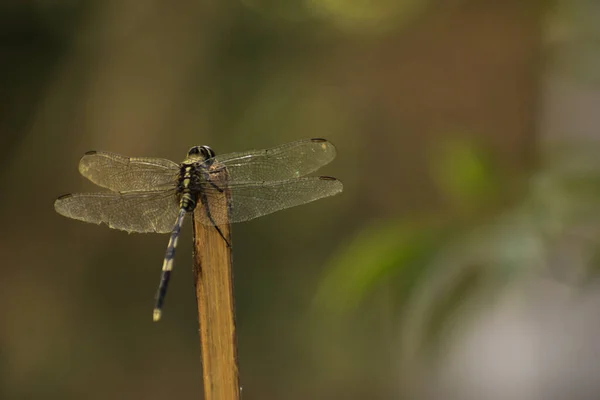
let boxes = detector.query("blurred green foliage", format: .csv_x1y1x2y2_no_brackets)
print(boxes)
316,138,600,359
315,217,446,313
430,137,500,209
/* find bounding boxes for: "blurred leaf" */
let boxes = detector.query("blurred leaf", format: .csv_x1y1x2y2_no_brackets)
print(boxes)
314,217,447,313
430,137,499,210
306,0,430,33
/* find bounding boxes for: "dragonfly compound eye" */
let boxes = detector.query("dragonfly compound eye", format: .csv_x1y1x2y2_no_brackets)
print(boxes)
200,146,216,160
187,146,202,156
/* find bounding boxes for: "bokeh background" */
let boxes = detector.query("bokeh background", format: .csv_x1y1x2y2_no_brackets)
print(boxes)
3,0,600,399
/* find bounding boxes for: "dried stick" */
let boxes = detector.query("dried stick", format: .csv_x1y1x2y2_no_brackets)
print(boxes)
192,167,240,400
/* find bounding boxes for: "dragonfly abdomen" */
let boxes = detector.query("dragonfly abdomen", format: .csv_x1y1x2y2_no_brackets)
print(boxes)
154,208,186,321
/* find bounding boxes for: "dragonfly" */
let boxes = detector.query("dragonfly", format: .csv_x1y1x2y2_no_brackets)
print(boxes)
54,138,343,321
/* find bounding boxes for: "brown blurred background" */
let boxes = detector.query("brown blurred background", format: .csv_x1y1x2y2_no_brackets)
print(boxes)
3,0,600,399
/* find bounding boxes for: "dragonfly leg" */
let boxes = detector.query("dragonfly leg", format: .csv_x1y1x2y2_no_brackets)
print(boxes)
213,224,230,248
207,166,226,175
153,209,186,322
203,169,225,193
199,191,231,248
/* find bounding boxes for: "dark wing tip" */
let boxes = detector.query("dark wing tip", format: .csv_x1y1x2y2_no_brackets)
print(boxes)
310,138,337,155
84,150,97,155
318,176,343,194
56,193,73,200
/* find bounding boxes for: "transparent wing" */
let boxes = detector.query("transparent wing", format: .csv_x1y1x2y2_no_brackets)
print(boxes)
195,177,343,226
78,151,179,192
214,138,337,183
54,189,180,233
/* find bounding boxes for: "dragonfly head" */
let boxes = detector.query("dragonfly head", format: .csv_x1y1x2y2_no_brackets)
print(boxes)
186,145,216,162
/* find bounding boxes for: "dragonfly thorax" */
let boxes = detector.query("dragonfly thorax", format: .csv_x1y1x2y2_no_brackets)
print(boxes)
177,146,217,213
177,163,205,212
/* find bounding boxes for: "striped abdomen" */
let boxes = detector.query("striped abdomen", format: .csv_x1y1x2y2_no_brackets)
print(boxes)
179,165,198,212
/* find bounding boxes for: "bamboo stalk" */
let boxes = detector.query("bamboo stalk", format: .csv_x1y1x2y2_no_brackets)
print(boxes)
192,167,240,400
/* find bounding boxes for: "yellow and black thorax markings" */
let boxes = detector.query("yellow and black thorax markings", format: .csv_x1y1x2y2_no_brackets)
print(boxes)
178,164,199,212
177,145,217,212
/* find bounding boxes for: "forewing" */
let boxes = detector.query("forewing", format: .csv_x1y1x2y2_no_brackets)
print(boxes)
195,177,343,226
78,151,179,192
54,189,180,233
214,138,337,183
